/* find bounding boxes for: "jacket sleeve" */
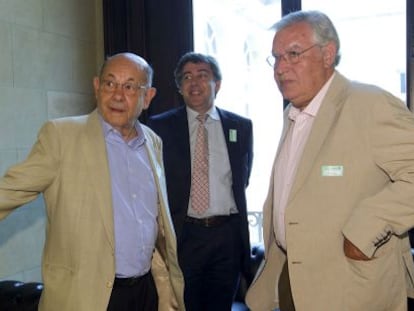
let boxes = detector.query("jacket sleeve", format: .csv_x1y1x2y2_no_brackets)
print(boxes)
0,121,59,220
343,90,414,257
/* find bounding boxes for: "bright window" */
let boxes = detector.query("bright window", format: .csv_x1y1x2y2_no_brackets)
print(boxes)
193,0,283,243
302,0,406,101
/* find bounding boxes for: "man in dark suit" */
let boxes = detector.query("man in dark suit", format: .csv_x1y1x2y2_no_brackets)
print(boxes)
148,52,253,311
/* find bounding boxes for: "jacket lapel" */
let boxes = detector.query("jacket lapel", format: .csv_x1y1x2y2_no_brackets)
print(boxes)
217,108,239,174
176,107,192,174
142,126,177,260
288,73,349,202
172,107,192,192
82,110,115,250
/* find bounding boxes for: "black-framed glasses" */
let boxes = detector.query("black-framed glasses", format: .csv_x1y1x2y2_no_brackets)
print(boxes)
100,79,147,96
266,44,319,67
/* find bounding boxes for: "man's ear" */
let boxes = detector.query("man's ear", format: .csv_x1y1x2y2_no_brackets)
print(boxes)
322,42,337,68
143,87,157,109
93,77,100,98
214,80,221,97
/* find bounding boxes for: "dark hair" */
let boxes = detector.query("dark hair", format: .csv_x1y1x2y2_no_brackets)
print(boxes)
174,52,222,88
272,10,341,66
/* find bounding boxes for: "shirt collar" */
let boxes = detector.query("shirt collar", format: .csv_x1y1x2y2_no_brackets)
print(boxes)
186,105,220,122
98,113,146,146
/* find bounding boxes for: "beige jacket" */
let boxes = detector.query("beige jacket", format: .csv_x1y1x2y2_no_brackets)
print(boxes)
0,109,185,311
246,72,414,311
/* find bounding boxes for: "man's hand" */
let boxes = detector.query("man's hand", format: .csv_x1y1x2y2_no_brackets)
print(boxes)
343,237,371,261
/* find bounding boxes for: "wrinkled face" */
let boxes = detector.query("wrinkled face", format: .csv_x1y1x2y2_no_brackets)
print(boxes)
178,62,221,114
93,55,156,138
271,22,335,110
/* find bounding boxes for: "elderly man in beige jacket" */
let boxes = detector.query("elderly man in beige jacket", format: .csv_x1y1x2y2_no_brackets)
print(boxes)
246,10,414,311
0,53,185,311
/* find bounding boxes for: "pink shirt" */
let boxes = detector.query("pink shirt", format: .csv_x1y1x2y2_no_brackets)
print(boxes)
272,74,335,250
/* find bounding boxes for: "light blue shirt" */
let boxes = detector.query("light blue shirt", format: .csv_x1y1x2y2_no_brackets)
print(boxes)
101,117,158,278
186,106,237,218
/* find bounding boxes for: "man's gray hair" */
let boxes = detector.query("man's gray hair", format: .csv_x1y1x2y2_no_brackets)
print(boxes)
272,10,341,66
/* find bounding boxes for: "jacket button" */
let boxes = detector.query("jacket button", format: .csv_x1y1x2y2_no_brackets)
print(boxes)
106,281,113,288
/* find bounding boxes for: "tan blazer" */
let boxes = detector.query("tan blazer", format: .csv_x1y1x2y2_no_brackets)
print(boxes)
246,72,414,311
0,110,185,311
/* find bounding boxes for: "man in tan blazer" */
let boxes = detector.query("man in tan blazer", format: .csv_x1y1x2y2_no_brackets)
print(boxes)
246,10,414,311
0,53,185,311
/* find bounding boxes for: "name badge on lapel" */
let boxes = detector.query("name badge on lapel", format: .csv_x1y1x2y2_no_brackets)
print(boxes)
321,165,343,177
229,129,237,142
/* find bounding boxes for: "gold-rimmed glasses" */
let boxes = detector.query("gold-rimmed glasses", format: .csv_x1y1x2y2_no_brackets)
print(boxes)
266,44,319,67
100,79,147,96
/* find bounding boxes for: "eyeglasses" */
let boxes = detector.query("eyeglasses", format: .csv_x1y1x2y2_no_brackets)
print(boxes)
100,79,147,96
266,44,319,67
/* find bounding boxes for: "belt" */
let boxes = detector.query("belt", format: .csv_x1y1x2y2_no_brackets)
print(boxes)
185,215,236,227
114,272,149,287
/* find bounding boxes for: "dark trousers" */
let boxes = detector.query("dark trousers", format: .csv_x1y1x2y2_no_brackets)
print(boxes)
107,272,158,311
178,216,241,311
278,260,295,311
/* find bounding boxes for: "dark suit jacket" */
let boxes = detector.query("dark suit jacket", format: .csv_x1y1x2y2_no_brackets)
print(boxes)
148,105,253,277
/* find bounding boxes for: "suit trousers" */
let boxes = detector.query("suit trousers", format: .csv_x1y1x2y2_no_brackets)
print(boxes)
178,215,241,311
107,271,158,311
278,260,296,311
